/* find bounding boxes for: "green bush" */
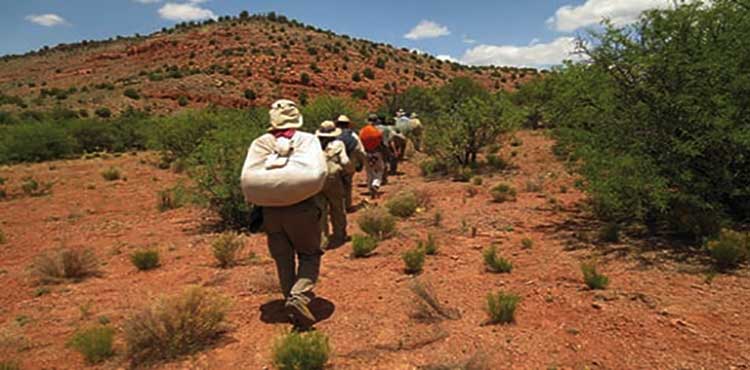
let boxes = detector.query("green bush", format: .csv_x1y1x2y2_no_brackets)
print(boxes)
351,72,361,82
0,122,76,163
94,107,112,118
130,250,160,271
420,234,438,255
300,72,311,85
599,223,621,243
68,325,115,364
419,157,451,178
581,262,609,290
20,177,52,197
490,183,516,203
157,184,191,212
244,89,257,100
706,229,749,270
212,232,245,268
485,154,509,171
124,287,229,366
272,331,330,370
540,1,750,235
483,245,512,273
385,190,419,218
351,88,367,100
402,247,426,274
123,88,141,100
521,238,534,249
31,248,99,284
357,207,396,240
301,95,365,132
100,167,122,181
351,235,378,258
149,109,221,162
486,291,520,324
363,68,375,80
0,361,20,370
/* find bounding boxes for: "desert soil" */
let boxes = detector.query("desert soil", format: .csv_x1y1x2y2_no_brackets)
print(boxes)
1,130,748,369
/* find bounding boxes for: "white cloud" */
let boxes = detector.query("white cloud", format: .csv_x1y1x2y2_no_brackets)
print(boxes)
158,2,216,21
461,36,582,67
548,0,674,32
25,13,68,27
404,20,450,40
462,35,477,44
436,54,459,63
134,0,162,4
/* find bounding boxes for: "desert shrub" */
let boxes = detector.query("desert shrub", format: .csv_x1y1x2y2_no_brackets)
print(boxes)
0,122,76,163
385,190,419,218
521,238,534,249
157,184,191,212
124,287,229,366
581,262,609,290
94,107,112,118
0,361,20,370
0,228,6,244
272,331,330,370
67,325,115,364
375,56,387,69
486,291,520,324
402,247,426,274
351,234,378,258
187,109,266,229
177,96,188,106
362,68,375,79
100,167,121,181
452,167,473,183
300,72,311,85
471,176,483,186
20,177,52,197
357,207,396,240
419,157,451,178
540,2,750,236
706,229,749,270
130,249,160,271
490,183,516,203
525,176,544,193
599,223,621,243
351,88,367,100
149,109,222,162
31,248,99,284
244,89,257,100
485,154,509,171
212,232,245,268
483,245,512,273
420,234,438,255
123,88,141,100
351,72,361,82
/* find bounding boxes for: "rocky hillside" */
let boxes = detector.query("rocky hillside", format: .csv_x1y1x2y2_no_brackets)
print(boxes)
0,12,540,116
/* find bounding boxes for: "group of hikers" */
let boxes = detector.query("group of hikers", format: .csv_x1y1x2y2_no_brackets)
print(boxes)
241,99,422,329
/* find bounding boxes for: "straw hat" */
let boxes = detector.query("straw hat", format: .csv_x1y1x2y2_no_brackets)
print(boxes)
396,108,406,117
336,115,351,124
268,99,304,131
410,112,419,118
316,120,343,138
367,113,379,123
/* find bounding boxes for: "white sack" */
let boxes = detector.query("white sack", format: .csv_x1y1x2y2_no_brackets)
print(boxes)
241,131,327,207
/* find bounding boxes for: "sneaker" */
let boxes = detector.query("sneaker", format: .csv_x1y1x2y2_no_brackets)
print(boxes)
286,298,316,327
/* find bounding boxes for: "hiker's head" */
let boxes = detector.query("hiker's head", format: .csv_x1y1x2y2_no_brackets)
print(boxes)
367,113,379,125
396,108,406,117
335,115,351,128
316,120,342,145
410,112,418,119
268,99,303,131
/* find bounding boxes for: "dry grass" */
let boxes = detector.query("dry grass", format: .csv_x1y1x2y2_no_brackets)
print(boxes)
272,330,330,370
212,232,246,268
358,207,397,240
247,269,279,295
408,279,460,322
31,248,100,284
124,286,230,366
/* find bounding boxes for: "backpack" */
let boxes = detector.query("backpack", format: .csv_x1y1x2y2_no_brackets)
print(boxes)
338,128,359,156
240,132,327,207
359,124,383,152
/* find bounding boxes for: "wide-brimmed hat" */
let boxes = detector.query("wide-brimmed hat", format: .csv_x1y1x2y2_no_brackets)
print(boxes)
410,112,419,118
268,99,304,131
396,108,406,116
367,113,379,123
316,120,343,138
336,115,351,124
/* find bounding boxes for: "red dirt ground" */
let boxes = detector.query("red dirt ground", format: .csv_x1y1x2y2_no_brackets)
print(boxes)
1,131,749,369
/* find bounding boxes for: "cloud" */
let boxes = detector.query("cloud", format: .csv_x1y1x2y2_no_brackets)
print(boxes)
436,54,459,63
158,2,216,21
134,0,162,3
461,36,582,67
25,13,68,27
547,0,674,32
462,35,477,44
404,20,450,40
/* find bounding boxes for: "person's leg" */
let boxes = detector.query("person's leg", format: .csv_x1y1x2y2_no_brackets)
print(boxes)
342,173,354,211
283,198,324,304
328,177,348,245
263,207,296,298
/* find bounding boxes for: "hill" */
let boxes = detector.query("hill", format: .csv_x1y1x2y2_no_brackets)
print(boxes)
0,12,540,116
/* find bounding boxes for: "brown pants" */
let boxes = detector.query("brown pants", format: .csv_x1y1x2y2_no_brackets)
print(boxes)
321,175,348,244
262,196,324,304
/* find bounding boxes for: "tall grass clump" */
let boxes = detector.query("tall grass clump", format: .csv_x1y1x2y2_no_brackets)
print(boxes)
350,235,378,258
482,245,512,273
486,291,520,324
124,287,229,366
31,248,99,284
358,207,396,240
100,167,121,181
581,262,609,290
706,229,749,271
272,331,330,370
385,190,419,218
212,232,245,268
67,325,115,364
402,247,426,274
130,249,160,271
490,183,516,203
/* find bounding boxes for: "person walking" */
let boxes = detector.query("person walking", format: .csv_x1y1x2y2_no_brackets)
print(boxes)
241,99,326,328
359,120,386,198
375,114,407,175
316,120,353,249
335,115,367,212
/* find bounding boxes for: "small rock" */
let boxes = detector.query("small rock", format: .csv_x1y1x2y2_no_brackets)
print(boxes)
592,302,603,310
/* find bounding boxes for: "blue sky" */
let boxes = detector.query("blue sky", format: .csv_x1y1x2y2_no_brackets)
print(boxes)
0,0,673,67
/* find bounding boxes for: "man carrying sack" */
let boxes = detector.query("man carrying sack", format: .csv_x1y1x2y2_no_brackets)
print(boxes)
335,115,367,212
240,99,327,329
